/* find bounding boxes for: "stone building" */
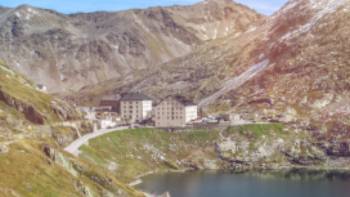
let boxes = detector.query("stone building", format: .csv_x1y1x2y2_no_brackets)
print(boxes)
154,96,198,127
120,92,153,123
99,95,121,112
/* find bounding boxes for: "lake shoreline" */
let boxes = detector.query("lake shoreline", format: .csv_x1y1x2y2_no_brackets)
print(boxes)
136,168,350,197
131,162,350,187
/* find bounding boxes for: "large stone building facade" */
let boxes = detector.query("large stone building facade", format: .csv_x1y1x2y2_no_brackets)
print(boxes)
154,96,198,127
120,93,153,123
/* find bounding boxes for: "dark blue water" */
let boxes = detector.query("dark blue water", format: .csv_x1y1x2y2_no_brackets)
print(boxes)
137,170,350,197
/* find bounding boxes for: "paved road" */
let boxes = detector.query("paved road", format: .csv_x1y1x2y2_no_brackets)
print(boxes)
64,126,129,156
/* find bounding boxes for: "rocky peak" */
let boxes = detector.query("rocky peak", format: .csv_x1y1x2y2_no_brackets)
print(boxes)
15,4,35,10
198,0,250,10
268,0,348,42
0,6,9,13
11,4,41,19
201,0,234,5
276,0,348,16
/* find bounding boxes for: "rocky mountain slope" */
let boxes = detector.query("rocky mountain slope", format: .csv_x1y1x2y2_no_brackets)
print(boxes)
0,60,79,139
79,0,349,134
0,61,143,197
0,0,263,93
224,0,350,131
0,0,349,195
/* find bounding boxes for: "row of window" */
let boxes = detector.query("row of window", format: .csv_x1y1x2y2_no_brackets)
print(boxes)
156,116,183,120
122,105,140,110
156,111,183,116
122,109,138,113
122,103,142,109
123,114,141,119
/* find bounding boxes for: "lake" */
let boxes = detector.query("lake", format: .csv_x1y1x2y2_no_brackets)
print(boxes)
137,170,350,197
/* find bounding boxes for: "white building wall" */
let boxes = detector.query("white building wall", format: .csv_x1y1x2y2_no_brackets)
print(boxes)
185,105,198,123
142,100,153,119
121,100,152,123
100,119,117,129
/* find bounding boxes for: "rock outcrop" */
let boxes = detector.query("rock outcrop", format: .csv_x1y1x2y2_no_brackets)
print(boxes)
0,87,46,124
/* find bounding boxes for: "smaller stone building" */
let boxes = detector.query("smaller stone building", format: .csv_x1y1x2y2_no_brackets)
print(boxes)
120,92,153,123
154,96,198,127
99,95,121,112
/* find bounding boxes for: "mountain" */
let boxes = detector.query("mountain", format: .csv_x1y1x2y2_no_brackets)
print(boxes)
0,1,263,93
224,0,350,130
1,0,349,139
233,0,350,137
1,0,350,195
0,6,9,13
78,0,350,135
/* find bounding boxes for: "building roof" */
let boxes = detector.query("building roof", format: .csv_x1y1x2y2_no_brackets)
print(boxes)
120,92,152,101
101,94,120,101
167,95,196,106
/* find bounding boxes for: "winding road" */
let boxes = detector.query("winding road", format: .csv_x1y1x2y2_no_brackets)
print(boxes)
64,126,129,156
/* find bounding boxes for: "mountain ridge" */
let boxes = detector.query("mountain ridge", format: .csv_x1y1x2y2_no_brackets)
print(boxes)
75,0,350,136
0,0,263,93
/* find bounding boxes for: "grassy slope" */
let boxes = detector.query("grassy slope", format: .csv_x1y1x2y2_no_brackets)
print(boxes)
0,61,144,196
225,123,309,143
0,140,144,197
0,62,60,124
0,141,87,197
6,147,85,196
79,124,323,183
226,123,285,138
80,128,220,182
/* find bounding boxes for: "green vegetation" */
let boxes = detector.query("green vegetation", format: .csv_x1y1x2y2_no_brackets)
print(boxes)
0,61,144,196
0,140,144,197
0,141,88,197
226,123,285,138
0,62,59,123
80,128,220,181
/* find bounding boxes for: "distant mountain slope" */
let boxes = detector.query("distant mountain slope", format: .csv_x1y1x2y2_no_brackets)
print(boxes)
0,0,263,93
0,60,77,133
78,0,350,134
0,6,9,13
